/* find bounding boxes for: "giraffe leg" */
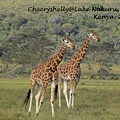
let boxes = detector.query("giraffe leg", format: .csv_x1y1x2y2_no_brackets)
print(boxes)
70,78,80,108
50,81,55,117
28,85,35,116
58,77,61,108
63,80,69,108
68,79,74,108
71,78,80,108
36,84,46,116
35,85,41,114
71,82,76,108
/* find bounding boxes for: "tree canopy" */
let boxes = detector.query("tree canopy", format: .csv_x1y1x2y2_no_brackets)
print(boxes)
0,0,119,78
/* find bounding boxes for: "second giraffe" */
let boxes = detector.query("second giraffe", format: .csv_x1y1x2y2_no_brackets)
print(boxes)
56,30,100,108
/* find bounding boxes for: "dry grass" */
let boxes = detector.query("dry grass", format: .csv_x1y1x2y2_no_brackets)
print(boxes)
0,78,120,120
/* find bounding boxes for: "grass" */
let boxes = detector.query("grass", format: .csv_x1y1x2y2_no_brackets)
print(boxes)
0,78,120,120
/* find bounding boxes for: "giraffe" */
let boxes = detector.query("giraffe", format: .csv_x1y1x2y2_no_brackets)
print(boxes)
57,30,100,108
23,36,75,117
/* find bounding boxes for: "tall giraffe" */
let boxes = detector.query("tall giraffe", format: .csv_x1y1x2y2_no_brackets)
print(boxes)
57,30,100,108
23,36,75,117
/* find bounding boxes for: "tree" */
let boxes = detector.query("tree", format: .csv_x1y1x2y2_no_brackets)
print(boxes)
48,15,63,24
61,23,74,35
50,24,63,36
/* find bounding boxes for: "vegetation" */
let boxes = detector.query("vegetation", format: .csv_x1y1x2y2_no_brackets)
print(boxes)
0,1,120,120
0,78,120,120
0,0,119,79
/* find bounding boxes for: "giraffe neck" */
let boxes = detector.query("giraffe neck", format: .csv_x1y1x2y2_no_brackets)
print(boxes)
44,43,66,68
57,43,66,63
69,35,90,63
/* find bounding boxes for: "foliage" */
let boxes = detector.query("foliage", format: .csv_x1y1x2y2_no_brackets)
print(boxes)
0,78,120,120
0,0,119,78
61,23,75,35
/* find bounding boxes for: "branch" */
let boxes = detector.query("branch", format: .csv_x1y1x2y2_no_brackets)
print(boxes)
8,63,20,71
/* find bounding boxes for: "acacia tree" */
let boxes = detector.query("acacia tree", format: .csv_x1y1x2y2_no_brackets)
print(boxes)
50,24,63,36
85,40,119,79
61,23,74,35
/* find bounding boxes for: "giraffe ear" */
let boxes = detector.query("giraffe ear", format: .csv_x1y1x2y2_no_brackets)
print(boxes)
61,39,64,42
87,33,91,38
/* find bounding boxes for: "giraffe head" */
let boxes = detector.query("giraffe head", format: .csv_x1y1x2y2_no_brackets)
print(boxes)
61,36,75,50
88,30,100,42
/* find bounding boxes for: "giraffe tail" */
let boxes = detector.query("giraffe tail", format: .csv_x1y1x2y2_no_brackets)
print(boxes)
54,84,58,99
22,89,31,108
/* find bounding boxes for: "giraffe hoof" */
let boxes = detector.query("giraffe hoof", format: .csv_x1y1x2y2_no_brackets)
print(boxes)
52,114,55,117
59,105,61,108
67,106,70,109
36,113,39,117
59,104,61,108
28,112,31,116
67,104,71,109
72,106,74,109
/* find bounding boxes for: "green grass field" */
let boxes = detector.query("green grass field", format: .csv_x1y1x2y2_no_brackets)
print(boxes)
0,78,120,120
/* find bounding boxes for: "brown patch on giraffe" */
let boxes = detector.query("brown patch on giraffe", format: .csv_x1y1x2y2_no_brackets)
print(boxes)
83,44,86,48
56,57,60,63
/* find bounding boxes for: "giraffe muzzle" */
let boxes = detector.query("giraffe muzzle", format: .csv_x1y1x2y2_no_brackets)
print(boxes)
72,45,75,50
97,38,100,42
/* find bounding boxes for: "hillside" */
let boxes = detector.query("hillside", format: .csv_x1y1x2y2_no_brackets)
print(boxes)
0,0,119,79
